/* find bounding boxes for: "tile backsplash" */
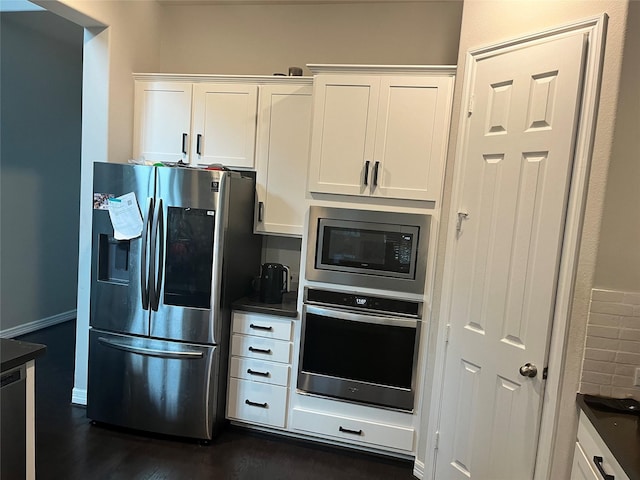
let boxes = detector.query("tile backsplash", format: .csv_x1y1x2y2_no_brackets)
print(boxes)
580,288,640,400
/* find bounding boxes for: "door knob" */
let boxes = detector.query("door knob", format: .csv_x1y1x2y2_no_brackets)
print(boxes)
519,363,538,378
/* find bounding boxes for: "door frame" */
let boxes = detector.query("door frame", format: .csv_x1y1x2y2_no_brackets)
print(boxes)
422,14,607,480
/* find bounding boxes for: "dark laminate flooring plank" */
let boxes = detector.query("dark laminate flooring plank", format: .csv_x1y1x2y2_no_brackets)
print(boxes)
18,321,416,480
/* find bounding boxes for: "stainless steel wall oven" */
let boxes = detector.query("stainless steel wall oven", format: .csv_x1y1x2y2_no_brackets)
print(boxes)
298,288,422,411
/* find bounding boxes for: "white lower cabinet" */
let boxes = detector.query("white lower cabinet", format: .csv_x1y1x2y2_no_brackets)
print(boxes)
571,411,629,480
290,407,414,452
227,312,293,429
227,378,288,428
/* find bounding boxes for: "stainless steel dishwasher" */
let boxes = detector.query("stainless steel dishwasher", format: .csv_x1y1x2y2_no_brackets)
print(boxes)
1,364,26,479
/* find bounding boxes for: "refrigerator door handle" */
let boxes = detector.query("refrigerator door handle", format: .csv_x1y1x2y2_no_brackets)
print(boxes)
97,337,204,359
149,198,165,312
140,197,154,310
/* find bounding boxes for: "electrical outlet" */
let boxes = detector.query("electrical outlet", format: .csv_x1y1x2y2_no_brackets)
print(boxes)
634,367,640,387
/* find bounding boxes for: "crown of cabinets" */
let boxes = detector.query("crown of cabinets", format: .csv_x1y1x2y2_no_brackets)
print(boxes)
307,66,455,203
133,75,313,237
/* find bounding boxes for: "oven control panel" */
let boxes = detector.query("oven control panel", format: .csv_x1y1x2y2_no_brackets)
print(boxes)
304,287,421,318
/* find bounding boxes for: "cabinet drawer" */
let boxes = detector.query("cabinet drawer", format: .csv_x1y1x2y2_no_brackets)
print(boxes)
232,312,293,341
231,334,291,364
227,378,287,428
576,411,629,480
229,356,290,387
290,407,414,452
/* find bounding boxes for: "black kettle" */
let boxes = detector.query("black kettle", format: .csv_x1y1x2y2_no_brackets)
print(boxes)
259,263,290,304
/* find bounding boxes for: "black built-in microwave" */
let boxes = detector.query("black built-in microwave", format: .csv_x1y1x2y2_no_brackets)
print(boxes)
305,206,431,295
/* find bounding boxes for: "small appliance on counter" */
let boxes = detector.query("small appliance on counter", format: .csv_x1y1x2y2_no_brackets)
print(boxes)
259,263,290,304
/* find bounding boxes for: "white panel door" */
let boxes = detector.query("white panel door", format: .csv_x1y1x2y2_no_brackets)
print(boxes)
191,83,258,168
373,76,453,201
133,81,193,163
435,33,587,480
307,75,379,196
254,84,312,236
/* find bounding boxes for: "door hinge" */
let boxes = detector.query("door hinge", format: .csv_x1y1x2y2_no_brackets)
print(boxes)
445,324,451,344
434,431,440,450
468,94,475,115
543,367,548,380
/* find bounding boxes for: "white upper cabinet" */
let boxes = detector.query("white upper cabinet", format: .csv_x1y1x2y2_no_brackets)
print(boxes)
133,81,193,163
254,84,313,237
307,66,455,202
133,76,259,168
191,83,258,169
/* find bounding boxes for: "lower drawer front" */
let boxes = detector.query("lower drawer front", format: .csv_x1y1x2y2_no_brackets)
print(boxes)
231,334,291,364
227,378,287,428
229,356,290,387
290,407,414,452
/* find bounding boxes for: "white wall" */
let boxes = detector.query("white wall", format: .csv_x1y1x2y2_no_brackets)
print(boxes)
0,11,82,334
593,0,640,292
30,0,164,402
157,1,463,74
420,1,630,478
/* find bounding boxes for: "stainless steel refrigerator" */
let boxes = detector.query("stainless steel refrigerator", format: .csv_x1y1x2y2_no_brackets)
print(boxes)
87,162,261,440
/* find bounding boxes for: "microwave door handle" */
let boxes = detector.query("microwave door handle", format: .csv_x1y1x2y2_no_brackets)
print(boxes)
140,197,154,310
304,305,418,328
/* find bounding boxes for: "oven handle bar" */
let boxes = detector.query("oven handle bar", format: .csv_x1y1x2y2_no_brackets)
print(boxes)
304,305,418,328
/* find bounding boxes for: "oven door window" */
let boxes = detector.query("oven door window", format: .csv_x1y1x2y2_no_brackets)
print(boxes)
301,311,416,389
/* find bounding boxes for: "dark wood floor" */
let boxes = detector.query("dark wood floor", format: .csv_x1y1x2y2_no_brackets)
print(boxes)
18,321,416,479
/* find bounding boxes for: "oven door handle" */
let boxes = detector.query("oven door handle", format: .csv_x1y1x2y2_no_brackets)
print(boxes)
303,305,418,328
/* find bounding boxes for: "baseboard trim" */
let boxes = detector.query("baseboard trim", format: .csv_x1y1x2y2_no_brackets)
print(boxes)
0,310,76,338
72,388,87,406
413,459,425,479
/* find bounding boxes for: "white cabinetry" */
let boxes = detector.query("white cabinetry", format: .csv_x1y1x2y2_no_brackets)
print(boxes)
133,81,193,163
134,78,257,168
190,83,258,168
254,84,312,236
307,65,455,202
227,312,293,429
290,407,414,452
133,74,313,237
571,411,629,480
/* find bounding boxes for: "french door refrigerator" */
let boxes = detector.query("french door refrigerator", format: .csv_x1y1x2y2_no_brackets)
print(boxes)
87,162,261,440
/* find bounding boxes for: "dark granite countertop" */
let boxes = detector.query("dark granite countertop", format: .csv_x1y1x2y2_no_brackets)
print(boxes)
577,393,640,480
1,338,46,373
232,291,298,318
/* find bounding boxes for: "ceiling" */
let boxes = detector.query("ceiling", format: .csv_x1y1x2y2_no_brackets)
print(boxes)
155,0,449,4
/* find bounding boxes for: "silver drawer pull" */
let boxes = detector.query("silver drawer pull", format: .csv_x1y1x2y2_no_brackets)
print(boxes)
249,323,273,331
245,399,268,409
247,368,270,377
339,426,363,436
248,346,272,354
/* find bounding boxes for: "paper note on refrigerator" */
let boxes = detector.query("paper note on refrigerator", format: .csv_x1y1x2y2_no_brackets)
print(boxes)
107,192,143,240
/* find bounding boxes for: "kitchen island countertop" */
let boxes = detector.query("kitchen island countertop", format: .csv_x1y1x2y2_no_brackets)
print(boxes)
1,338,46,373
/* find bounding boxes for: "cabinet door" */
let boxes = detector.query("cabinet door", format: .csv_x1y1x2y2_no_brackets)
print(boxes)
255,85,312,236
191,83,258,168
307,75,379,196
133,81,193,163
372,76,454,201
571,443,599,480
